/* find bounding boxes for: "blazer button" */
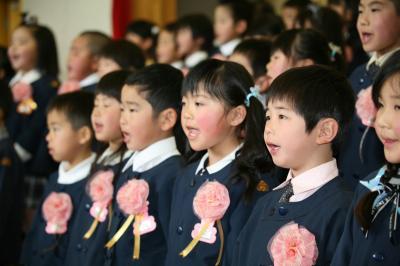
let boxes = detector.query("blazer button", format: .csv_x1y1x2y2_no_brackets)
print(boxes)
278,206,288,216
85,203,91,210
76,243,82,251
372,252,384,262
360,78,364,83
177,226,183,235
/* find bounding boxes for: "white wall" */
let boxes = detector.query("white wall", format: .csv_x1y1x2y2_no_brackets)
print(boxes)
23,0,112,80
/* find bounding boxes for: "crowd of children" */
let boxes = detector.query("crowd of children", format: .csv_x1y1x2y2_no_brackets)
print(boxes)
1,0,400,265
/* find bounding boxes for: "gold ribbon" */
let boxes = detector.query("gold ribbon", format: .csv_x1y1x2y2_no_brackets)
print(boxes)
83,218,99,239
133,215,142,260
105,214,135,249
180,221,210,258
215,220,224,266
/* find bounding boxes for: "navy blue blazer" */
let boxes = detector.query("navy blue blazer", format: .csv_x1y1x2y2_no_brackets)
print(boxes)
81,83,97,93
338,64,384,189
0,136,24,265
64,158,128,266
20,172,88,266
104,155,182,266
232,177,352,266
6,74,58,176
165,160,279,266
332,170,400,265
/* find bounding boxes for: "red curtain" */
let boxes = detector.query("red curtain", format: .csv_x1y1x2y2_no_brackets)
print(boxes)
112,0,132,39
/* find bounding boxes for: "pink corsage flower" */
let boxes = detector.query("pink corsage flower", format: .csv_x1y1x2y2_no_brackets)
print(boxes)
180,181,230,260
356,86,377,127
42,192,73,235
268,222,318,266
106,179,156,259
88,170,114,220
117,179,150,216
12,82,33,102
58,80,80,95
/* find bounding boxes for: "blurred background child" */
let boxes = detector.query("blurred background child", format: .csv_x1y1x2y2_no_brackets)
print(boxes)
156,22,184,69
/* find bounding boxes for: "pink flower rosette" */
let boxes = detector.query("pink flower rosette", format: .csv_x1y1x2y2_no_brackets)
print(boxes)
106,179,156,260
180,180,230,265
83,170,114,239
268,222,318,266
58,80,80,95
42,192,73,235
356,86,377,127
11,82,37,115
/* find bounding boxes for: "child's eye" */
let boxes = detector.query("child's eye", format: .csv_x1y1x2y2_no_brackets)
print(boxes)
394,105,400,111
195,102,203,107
181,101,186,107
265,115,271,121
278,114,287,119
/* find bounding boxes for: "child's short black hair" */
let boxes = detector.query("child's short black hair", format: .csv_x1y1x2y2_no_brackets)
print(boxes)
79,31,111,57
126,20,158,39
266,65,355,155
125,64,183,116
0,80,12,119
177,14,214,53
95,70,132,101
99,40,145,71
232,38,272,79
47,91,94,131
217,0,254,33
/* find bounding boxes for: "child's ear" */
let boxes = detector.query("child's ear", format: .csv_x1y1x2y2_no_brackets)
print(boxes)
194,37,205,51
228,105,247,126
235,20,248,35
91,55,100,72
78,126,93,145
315,118,338,145
158,108,178,132
142,37,153,51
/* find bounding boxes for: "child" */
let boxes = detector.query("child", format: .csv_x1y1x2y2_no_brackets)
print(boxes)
97,40,145,78
281,0,310,30
266,29,344,88
62,31,110,93
176,14,214,69
332,51,400,265
125,20,158,65
20,91,95,265
156,22,184,69
232,65,355,265
0,80,24,265
338,0,400,189
229,38,272,105
64,70,134,266
165,59,279,266
103,64,184,265
6,22,60,227
213,1,253,58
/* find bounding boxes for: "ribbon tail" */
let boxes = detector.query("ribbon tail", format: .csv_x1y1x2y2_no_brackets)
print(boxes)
105,214,135,249
133,215,142,260
83,218,100,239
215,220,224,266
180,222,210,258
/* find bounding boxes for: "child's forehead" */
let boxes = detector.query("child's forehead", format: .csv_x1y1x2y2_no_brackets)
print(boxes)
47,109,68,122
382,73,400,96
266,98,295,110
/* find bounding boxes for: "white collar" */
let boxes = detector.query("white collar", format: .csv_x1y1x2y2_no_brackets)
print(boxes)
122,137,180,172
9,69,41,87
97,147,134,166
184,51,208,68
219,38,241,57
367,47,400,69
171,60,184,70
79,73,99,88
58,153,96,184
195,144,243,175
0,126,8,141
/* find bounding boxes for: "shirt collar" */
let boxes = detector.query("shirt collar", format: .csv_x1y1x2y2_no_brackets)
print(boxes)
195,144,243,175
171,60,184,70
58,153,96,184
184,51,208,68
9,69,41,87
79,73,99,88
219,38,241,57
97,147,134,166
0,126,8,141
122,137,180,173
367,47,400,70
274,159,338,195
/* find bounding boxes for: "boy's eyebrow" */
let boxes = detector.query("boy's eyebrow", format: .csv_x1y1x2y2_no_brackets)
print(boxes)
368,0,384,6
390,94,400,99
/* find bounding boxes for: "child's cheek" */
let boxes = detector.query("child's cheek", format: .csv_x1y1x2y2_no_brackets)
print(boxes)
395,123,400,135
196,112,223,137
